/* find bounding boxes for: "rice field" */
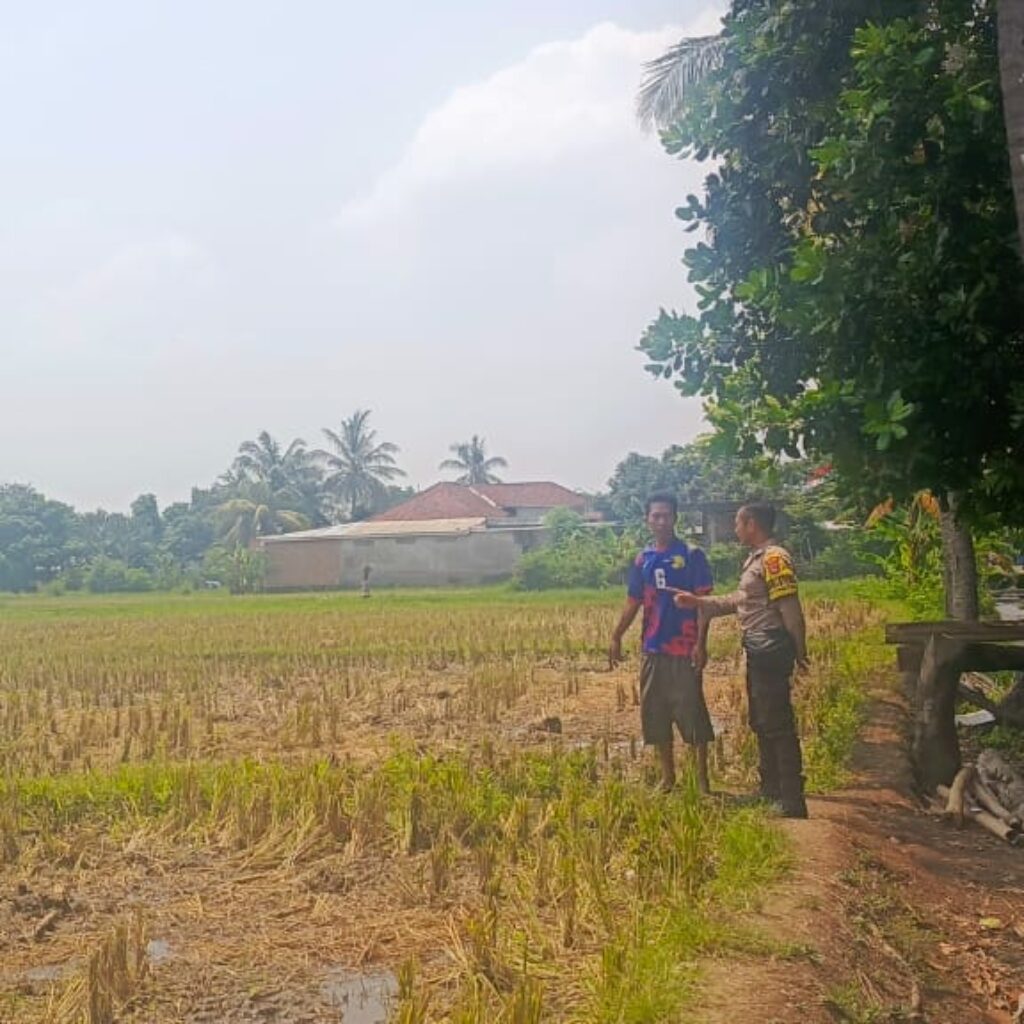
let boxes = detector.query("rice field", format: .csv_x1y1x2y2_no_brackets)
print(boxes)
0,585,891,1023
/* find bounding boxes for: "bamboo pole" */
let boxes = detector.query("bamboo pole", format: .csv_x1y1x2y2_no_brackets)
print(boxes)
937,785,1022,846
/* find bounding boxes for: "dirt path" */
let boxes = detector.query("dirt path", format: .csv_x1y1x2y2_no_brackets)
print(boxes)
694,688,1024,1023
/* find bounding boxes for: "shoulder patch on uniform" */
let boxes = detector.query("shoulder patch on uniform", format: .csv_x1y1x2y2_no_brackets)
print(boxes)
763,545,798,600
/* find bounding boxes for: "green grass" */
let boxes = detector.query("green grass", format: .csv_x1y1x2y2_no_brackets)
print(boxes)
0,584,624,620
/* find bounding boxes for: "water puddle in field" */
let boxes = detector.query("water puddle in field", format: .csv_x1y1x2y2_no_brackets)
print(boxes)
23,961,78,983
320,967,397,1022
146,938,173,964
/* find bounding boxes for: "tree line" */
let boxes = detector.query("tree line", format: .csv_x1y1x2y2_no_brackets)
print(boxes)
0,413,509,592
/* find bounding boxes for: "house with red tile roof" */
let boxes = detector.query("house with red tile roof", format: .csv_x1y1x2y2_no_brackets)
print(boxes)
369,481,586,524
259,481,591,589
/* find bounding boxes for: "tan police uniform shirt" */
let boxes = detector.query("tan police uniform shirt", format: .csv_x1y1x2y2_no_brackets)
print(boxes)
702,542,799,633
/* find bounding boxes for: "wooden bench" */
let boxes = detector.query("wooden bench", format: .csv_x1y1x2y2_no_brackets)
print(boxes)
885,622,1024,792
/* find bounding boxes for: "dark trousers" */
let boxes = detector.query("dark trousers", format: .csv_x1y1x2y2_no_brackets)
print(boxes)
745,636,807,816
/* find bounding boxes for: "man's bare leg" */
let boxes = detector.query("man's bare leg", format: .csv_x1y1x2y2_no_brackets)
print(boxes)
694,743,711,795
657,741,676,792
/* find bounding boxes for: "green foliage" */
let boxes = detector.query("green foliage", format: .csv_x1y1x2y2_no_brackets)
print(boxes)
705,542,745,585
600,437,780,527
0,484,81,591
85,557,155,594
639,0,1024,526
515,513,627,591
202,546,266,594
864,501,946,617
798,531,881,581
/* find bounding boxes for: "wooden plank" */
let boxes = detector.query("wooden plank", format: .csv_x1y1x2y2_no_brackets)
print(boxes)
896,645,923,674
885,621,1024,645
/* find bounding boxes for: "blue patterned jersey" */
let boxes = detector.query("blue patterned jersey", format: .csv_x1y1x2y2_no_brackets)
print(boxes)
627,540,713,656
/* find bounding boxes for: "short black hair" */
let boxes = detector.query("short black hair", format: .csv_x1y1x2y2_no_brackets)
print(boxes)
738,502,776,534
645,492,678,517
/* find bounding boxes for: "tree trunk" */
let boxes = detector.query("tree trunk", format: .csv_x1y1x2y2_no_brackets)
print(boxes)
914,635,963,792
940,493,979,622
999,0,1024,254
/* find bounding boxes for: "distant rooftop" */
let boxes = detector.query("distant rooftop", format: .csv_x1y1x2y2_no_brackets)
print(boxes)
259,517,489,543
370,481,585,522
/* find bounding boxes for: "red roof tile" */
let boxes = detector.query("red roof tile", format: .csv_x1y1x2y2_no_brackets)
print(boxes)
369,483,504,522
475,482,586,509
371,481,584,522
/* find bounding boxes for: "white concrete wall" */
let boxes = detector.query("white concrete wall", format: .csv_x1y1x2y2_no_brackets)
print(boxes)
261,528,550,589
338,529,548,588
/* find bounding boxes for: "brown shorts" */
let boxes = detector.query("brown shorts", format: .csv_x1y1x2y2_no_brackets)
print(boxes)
640,654,714,746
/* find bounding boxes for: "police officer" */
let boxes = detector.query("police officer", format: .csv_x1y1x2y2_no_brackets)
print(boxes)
673,502,808,818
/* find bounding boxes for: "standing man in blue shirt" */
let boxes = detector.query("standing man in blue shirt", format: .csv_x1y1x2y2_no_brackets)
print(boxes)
608,493,715,793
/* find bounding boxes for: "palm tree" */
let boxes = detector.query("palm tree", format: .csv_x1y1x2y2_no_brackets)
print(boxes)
231,431,309,492
229,431,327,526
440,436,508,486
999,0,1024,252
636,34,725,131
316,410,405,521
215,482,310,548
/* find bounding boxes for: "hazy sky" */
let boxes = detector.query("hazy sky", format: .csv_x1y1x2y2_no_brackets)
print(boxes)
1,1,723,511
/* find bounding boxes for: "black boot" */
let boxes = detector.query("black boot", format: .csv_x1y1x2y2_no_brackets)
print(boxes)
773,731,808,819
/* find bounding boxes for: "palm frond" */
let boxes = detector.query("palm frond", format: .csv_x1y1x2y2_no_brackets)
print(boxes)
636,34,726,131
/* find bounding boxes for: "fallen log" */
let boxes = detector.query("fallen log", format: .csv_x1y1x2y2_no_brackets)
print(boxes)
937,784,1022,846
944,765,975,826
970,778,1023,829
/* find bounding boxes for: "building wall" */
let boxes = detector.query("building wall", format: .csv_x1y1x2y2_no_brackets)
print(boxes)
262,528,548,590
263,538,343,590
338,529,545,588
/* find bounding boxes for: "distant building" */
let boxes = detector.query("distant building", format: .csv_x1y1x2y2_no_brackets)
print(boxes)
679,500,789,546
258,481,589,590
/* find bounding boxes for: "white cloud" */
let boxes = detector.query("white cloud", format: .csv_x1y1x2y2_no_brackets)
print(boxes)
337,13,723,228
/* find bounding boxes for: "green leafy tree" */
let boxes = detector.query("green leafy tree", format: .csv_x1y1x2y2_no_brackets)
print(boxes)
600,437,786,526
440,435,508,485
202,545,266,594
77,509,132,562
316,410,405,521
160,501,215,566
637,0,1024,618
0,484,81,591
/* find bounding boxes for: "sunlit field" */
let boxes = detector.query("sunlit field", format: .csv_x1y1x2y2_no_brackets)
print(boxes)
0,585,890,1023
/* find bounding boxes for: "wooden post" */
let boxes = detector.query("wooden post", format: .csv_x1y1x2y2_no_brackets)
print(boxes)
912,635,962,792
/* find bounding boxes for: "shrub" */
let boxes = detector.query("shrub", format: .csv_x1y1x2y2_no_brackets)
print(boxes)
85,557,155,593
515,512,628,590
